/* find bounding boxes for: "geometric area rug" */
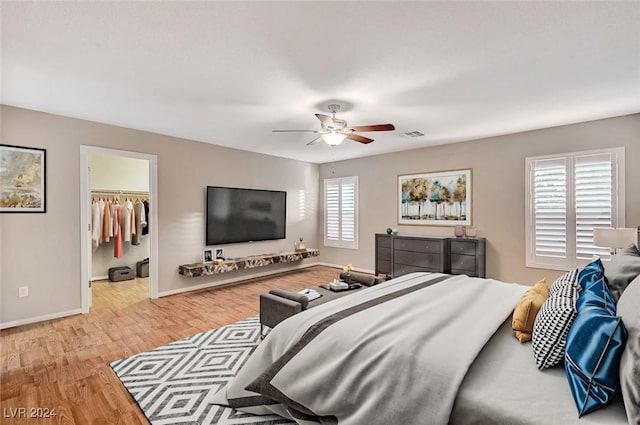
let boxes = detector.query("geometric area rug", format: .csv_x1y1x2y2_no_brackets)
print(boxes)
110,316,294,425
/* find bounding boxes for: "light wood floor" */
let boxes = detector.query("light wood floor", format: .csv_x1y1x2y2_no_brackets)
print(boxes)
0,265,340,425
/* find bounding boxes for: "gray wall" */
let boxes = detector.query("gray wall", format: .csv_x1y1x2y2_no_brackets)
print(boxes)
0,105,320,326
318,114,640,285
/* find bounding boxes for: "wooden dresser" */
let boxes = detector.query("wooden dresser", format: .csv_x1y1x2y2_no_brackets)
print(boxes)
375,234,486,278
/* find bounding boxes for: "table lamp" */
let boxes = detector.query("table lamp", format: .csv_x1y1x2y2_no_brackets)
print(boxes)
593,227,637,254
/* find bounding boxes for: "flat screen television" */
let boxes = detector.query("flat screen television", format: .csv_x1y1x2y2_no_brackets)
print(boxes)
206,186,287,245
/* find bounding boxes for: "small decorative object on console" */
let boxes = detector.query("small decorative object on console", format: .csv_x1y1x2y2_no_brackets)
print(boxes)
329,281,350,291
386,227,393,235
203,249,213,263
454,225,465,237
295,237,307,252
298,288,322,301
343,263,353,284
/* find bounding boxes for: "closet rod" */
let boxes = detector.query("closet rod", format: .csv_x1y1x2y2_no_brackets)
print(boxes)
91,189,149,197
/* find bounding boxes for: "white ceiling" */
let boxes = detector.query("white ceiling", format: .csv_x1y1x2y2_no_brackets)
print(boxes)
2,1,639,164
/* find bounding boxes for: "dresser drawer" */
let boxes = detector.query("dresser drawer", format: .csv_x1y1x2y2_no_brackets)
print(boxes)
376,235,392,248
451,254,477,273
393,264,438,277
394,250,442,269
377,260,391,274
377,247,391,261
450,240,477,256
394,238,443,254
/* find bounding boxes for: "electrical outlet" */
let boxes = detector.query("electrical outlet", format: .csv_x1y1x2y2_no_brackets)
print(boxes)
19,286,28,297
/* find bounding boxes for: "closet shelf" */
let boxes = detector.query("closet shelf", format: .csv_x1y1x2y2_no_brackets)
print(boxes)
178,249,320,277
91,189,149,199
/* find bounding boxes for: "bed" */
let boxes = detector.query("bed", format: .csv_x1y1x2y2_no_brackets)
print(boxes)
210,270,636,425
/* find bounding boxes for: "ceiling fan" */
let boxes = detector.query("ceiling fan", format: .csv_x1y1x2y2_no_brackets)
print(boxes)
272,104,395,146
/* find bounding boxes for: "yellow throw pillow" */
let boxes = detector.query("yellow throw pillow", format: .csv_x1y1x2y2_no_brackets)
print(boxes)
512,278,550,343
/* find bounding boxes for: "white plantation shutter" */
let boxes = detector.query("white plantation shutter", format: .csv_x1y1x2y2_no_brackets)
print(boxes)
324,176,358,249
526,148,624,270
575,153,615,260
531,158,567,264
325,182,340,242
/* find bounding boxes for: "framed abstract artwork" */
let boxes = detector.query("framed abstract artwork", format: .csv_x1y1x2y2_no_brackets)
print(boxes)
398,168,471,226
0,144,47,213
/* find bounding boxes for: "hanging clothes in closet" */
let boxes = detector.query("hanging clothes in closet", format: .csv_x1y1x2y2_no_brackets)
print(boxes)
102,199,111,243
142,200,150,235
132,199,147,245
91,192,150,258
113,200,124,259
121,199,135,243
91,198,107,248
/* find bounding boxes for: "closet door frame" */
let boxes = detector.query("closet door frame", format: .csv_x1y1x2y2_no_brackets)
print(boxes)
79,145,159,313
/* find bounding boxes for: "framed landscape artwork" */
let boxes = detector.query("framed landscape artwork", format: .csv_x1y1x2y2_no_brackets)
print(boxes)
398,168,471,226
0,144,47,213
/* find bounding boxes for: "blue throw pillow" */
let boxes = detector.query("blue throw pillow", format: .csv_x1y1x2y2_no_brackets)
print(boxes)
566,269,626,416
576,276,616,315
565,309,627,416
578,258,605,291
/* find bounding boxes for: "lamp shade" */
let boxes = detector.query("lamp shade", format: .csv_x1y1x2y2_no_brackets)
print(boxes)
322,132,347,146
593,227,637,249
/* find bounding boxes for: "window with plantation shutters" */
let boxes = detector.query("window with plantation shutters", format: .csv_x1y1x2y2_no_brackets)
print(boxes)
324,176,358,249
526,147,625,270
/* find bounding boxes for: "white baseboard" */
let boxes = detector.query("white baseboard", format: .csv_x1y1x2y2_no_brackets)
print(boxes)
159,262,323,297
0,308,83,330
0,263,373,329
91,275,108,281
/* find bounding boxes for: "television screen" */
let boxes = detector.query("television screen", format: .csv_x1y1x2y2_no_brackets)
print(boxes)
206,186,287,245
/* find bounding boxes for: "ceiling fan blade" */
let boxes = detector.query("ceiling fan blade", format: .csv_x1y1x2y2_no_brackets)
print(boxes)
347,133,374,144
272,130,322,133
306,136,323,146
347,123,395,132
315,113,336,129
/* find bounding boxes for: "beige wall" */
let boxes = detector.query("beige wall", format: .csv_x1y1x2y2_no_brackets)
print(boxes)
318,114,640,285
2,105,638,327
0,105,319,326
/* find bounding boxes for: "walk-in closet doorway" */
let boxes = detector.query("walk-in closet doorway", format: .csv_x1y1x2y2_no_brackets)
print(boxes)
80,146,158,313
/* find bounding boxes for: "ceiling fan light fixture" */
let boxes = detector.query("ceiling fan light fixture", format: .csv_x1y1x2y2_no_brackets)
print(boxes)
272,104,394,146
322,132,347,146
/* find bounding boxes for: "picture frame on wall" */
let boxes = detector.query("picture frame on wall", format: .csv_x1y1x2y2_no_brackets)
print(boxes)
203,249,213,263
398,168,471,226
0,144,47,213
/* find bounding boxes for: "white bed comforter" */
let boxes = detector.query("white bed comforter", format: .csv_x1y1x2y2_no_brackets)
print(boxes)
210,272,527,425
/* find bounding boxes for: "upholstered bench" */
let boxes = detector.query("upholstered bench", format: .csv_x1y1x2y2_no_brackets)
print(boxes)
259,273,382,336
